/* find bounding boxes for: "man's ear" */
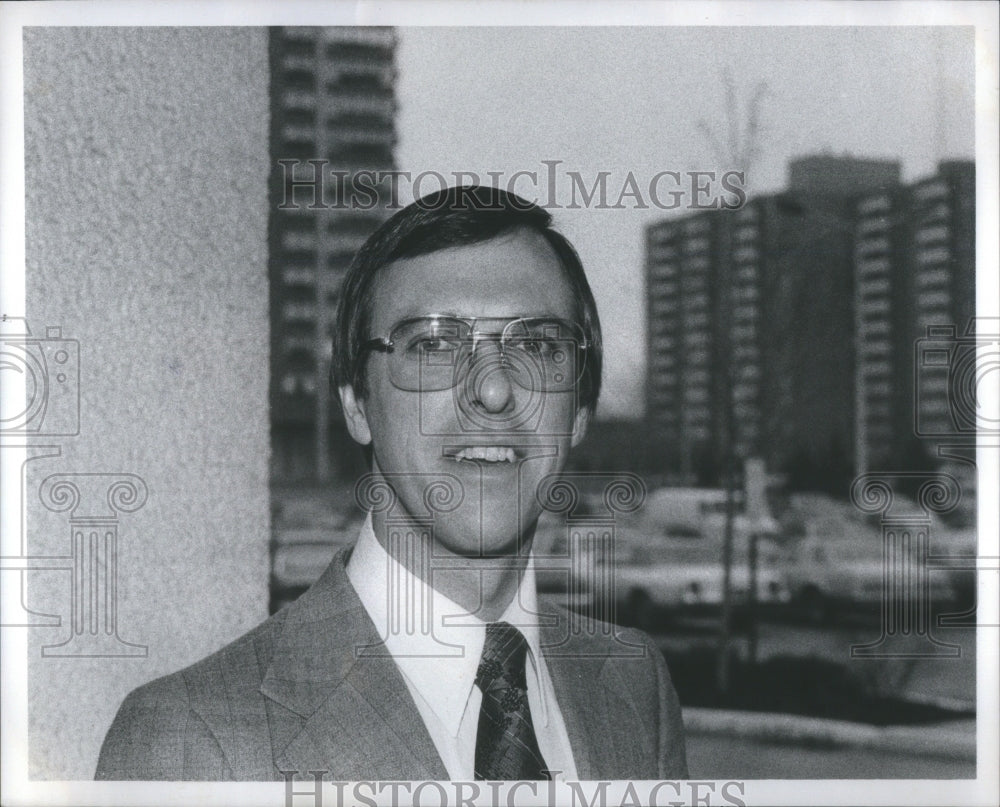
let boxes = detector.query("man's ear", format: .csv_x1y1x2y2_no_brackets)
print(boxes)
338,384,372,446
570,405,591,448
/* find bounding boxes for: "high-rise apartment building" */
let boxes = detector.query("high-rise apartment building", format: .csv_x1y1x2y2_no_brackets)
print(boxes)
646,212,724,481
269,27,398,481
728,202,765,462
646,155,903,490
854,160,975,474
853,187,908,473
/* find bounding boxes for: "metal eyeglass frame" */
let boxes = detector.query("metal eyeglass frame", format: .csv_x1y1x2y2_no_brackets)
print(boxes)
359,314,590,391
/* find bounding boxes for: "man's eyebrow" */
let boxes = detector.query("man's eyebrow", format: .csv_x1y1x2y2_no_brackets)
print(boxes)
391,312,567,321
387,310,460,320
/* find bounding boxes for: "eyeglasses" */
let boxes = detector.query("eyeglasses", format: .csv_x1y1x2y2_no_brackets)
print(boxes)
361,315,589,392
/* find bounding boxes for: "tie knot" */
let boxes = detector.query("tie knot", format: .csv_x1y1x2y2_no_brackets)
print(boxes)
476,622,529,691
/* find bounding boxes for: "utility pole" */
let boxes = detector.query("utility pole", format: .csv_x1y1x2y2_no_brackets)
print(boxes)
697,70,767,696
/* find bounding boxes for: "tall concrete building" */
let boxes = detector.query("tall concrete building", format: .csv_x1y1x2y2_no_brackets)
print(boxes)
854,160,976,474
646,212,724,482
645,155,902,491
268,27,398,482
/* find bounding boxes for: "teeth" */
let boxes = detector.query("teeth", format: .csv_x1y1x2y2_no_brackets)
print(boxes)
452,447,516,463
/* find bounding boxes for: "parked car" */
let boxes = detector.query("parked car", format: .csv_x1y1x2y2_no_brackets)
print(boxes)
564,537,790,631
779,536,956,624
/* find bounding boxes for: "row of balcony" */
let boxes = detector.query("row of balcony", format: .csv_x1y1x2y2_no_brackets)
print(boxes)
856,256,890,276
916,289,952,311
912,179,949,203
732,246,759,264
855,214,893,236
282,91,396,117
857,194,893,216
855,235,891,257
280,123,396,146
858,318,890,337
280,228,377,252
914,223,950,245
861,379,892,399
647,247,678,264
282,54,395,82
858,339,891,359
858,276,891,297
279,267,351,293
915,244,952,265
916,267,951,288
281,26,396,48
683,237,711,255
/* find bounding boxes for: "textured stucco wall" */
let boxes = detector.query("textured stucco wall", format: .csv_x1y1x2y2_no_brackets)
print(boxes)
23,28,270,779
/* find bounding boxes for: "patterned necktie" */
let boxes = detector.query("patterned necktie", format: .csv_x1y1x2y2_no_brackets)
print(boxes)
473,621,551,781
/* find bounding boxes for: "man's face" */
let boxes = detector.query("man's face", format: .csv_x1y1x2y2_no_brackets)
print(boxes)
340,227,590,558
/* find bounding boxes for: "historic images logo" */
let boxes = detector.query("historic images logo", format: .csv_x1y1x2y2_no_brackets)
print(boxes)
0,316,79,437
276,160,747,212
1,317,148,657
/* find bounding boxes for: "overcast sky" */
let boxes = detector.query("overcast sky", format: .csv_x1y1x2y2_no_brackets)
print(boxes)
393,26,975,419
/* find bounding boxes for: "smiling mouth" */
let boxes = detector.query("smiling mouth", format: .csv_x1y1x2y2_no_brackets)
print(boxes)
444,446,520,463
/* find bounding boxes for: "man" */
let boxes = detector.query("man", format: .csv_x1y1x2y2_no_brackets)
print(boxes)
96,185,688,781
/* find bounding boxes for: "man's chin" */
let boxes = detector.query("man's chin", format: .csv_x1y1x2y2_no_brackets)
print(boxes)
430,529,534,563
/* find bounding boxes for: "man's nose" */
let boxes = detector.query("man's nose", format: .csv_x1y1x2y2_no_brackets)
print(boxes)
467,343,514,413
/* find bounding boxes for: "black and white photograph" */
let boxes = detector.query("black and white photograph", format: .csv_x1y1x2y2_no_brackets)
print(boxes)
1,2,997,806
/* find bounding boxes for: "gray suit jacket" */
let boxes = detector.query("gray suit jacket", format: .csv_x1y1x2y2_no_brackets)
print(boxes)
95,550,688,780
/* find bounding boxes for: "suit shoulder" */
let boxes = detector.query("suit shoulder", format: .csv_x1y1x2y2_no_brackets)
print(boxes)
552,606,661,660
95,609,288,780
95,670,224,779
174,607,288,694
557,614,675,697
126,606,286,707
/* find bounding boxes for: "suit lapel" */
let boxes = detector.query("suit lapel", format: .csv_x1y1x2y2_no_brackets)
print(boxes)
260,554,654,780
261,551,448,780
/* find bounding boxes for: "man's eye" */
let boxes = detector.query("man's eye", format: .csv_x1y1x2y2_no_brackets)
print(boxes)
407,337,458,355
514,338,554,355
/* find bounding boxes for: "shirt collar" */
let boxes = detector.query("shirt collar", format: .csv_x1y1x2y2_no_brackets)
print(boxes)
346,513,550,737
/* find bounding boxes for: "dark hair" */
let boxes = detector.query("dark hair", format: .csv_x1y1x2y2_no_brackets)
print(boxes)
331,184,603,414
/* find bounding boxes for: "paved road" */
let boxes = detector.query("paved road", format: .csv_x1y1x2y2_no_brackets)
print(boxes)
685,727,976,779
656,616,977,710
656,617,978,779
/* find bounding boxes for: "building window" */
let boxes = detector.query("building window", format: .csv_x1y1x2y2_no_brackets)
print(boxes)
282,267,314,285
283,302,317,321
684,237,710,255
917,290,951,310
917,245,951,265
858,194,891,215
916,268,950,288
916,224,950,244
859,277,891,297
857,257,890,275
913,180,948,202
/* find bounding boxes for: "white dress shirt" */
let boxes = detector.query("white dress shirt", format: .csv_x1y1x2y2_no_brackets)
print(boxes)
346,514,578,781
